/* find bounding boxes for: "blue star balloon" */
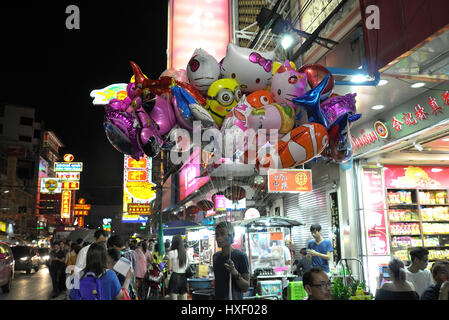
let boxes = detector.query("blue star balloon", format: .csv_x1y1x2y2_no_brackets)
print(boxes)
293,73,330,128
171,85,194,119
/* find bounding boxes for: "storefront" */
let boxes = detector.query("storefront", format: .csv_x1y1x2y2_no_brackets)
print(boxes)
280,161,344,271
351,81,449,292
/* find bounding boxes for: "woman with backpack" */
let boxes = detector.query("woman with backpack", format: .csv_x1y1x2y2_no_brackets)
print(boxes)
69,243,133,300
167,235,189,300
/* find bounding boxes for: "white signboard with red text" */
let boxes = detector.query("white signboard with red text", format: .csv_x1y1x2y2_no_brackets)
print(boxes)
361,167,389,256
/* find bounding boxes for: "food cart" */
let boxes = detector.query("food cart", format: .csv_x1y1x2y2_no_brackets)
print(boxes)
238,216,303,299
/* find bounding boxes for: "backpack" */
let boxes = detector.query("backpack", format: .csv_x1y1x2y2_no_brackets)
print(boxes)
72,272,104,300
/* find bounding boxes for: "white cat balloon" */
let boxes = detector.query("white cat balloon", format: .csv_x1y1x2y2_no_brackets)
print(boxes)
220,43,276,94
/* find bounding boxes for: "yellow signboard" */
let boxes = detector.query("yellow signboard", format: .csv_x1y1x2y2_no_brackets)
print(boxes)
61,190,71,218
0,221,6,233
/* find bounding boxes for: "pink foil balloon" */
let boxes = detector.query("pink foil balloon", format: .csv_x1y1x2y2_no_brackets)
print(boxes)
320,93,357,129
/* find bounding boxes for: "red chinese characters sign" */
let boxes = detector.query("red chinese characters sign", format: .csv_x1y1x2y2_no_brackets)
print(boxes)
267,169,312,193
384,165,449,189
361,167,389,256
353,87,447,156
127,203,152,215
61,190,71,219
391,92,447,132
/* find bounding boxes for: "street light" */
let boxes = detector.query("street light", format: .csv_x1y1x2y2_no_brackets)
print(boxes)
281,34,294,49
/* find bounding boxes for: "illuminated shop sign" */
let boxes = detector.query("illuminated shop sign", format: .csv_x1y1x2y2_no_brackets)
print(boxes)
54,162,83,172
61,190,71,219
361,167,389,256
352,87,448,156
74,198,91,216
268,169,312,193
128,203,152,215
40,178,62,194
179,147,210,201
169,0,231,70
61,181,80,190
74,210,89,216
75,216,85,227
39,157,49,178
122,155,154,223
56,172,80,180
214,195,246,211
102,218,112,232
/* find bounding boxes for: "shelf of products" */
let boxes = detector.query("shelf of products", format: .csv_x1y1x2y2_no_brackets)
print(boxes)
390,223,421,236
387,190,414,204
391,236,423,249
428,249,449,261
419,190,448,205
420,206,449,221
389,209,420,222
387,188,449,257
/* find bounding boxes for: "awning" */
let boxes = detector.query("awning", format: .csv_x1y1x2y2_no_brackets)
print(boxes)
157,220,201,236
238,216,303,232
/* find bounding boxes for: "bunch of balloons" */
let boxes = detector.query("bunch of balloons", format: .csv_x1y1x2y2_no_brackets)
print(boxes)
92,42,361,168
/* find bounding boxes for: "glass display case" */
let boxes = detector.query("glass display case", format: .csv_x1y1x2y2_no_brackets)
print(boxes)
247,232,289,271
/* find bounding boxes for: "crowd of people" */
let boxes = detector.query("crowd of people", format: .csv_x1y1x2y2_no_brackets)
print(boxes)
48,230,169,300
45,223,449,301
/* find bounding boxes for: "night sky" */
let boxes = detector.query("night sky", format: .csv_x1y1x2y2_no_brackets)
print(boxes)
0,1,168,205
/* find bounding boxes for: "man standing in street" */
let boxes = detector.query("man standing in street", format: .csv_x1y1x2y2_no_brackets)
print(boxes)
74,229,109,274
108,235,138,298
213,221,250,300
307,224,333,274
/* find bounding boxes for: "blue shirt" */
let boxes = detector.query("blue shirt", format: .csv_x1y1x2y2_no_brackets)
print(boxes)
307,239,333,273
69,269,122,300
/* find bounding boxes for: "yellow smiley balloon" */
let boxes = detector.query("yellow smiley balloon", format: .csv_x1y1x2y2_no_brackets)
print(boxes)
206,78,242,127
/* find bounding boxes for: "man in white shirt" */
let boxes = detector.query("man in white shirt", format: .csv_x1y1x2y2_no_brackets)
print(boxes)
74,229,109,274
405,247,433,296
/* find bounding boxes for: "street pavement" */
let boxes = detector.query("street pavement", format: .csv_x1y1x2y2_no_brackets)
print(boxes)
0,264,67,300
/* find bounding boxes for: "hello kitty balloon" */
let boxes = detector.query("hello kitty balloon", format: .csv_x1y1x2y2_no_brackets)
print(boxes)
220,43,276,93
270,60,307,109
187,48,220,96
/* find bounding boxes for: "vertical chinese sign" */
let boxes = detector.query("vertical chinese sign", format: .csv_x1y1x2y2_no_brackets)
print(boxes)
361,167,389,256
61,190,71,219
122,155,156,223
169,0,232,70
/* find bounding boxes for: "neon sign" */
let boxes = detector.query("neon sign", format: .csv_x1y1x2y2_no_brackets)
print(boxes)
40,178,62,194
61,190,71,219
169,0,231,70
54,162,83,172
122,155,154,223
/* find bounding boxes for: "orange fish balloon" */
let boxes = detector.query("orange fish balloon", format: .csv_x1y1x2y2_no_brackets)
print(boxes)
246,90,275,108
256,123,328,169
